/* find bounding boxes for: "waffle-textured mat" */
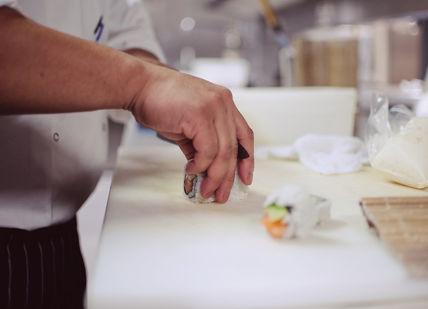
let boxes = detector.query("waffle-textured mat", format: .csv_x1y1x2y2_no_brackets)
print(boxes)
360,196,428,278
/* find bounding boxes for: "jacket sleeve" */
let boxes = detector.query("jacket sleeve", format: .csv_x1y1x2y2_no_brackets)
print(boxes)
105,0,165,62
0,0,18,8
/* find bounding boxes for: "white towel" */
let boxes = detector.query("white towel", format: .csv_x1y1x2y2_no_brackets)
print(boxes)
257,134,368,175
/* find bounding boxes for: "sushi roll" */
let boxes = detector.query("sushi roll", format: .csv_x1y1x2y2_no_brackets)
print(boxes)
184,171,247,203
184,143,249,203
262,185,330,238
184,172,215,203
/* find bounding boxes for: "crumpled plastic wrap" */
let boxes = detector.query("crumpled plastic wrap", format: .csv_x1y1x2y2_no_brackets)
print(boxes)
366,94,428,189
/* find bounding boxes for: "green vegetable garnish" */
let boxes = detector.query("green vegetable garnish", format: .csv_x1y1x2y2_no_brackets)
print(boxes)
265,204,287,221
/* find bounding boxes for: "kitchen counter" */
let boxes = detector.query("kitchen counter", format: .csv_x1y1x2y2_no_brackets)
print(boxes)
88,124,428,309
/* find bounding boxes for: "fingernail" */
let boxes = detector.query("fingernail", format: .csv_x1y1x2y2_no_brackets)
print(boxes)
221,190,230,203
185,160,194,173
247,170,253,185
216,190,226,203
201,187,212,199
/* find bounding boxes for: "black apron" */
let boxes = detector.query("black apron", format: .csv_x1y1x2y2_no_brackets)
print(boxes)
0,217,86,309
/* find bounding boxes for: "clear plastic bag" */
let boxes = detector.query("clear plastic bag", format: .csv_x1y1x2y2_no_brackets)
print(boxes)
366,94,428,189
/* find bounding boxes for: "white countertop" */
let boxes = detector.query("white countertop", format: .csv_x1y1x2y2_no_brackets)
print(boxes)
88,126,428,309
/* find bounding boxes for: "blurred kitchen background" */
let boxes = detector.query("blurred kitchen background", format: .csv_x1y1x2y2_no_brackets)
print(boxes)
144,0,428,136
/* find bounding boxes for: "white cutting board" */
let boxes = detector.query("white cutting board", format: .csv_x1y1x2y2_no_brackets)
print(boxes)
88,143,428,309
232,87,357,145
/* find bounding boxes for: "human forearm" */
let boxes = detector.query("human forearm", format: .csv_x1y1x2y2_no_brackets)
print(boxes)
0,7,145,114
0,7,254,203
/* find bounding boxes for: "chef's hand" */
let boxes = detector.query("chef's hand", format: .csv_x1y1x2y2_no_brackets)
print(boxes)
128,63,254,203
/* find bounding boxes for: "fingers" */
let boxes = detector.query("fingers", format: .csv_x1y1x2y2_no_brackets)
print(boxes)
176,139,195,161
178,85,252,203
233,108,254,185
185,124,218,175
215,165,236,203
138,65,251,204
157,132,195,160
200,103,237,201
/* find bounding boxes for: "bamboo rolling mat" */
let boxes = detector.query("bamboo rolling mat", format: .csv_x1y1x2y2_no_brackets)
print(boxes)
360,196,428,278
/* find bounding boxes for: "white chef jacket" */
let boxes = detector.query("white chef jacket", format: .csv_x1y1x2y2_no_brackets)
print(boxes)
0,0,164,230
